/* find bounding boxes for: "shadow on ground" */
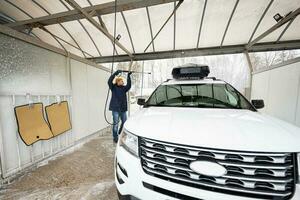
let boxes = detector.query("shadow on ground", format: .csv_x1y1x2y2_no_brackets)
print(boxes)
0,131,118,200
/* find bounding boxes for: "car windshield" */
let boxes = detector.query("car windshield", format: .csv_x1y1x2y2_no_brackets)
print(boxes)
146,83,255,110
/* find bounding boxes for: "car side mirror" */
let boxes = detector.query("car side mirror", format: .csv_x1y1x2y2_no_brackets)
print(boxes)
137,98,146,106
251,99,264,109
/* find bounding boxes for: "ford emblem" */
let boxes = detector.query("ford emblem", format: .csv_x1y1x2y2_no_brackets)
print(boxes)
189,160,227,177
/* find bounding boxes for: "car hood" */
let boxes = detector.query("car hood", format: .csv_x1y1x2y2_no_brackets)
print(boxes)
125,107,300,153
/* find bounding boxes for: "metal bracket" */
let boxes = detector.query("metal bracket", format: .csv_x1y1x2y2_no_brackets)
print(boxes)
26,93,33,108
56,95,62,105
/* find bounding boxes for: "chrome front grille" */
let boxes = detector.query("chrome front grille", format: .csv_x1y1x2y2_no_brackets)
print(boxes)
140,137,296,199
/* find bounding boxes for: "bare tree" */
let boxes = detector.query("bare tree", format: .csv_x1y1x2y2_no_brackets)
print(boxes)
250,50,300,71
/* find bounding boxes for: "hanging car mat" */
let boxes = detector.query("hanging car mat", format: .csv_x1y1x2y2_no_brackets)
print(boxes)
14,103,53,146
45,101,71,136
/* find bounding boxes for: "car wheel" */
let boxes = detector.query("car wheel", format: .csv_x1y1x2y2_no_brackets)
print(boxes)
117,191,131,200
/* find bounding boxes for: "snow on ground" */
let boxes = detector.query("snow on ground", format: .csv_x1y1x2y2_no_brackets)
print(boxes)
0,131,118,200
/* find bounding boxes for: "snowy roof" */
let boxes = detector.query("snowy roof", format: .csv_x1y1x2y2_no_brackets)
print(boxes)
1,0,300,61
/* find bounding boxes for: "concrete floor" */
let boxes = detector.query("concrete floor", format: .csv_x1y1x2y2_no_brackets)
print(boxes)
0,132,118,200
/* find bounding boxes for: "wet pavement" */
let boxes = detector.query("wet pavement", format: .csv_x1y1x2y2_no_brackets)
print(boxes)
0,130,118,200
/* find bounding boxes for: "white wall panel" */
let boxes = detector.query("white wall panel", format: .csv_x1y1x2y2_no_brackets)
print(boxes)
0,33,109,180
70,59,89,140
0,96,20,173
251,72,270,113
49,53,71,95
252,59,300,127
0,34,68,94
267,65,300,124
87,66,110,134
70,59,110,140
296,83,300,127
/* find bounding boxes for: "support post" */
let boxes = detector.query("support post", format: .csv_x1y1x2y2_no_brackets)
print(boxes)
0,115,6,179
127,60,134,117
244,51,254,100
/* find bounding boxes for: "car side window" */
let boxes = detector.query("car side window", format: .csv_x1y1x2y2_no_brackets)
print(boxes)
166,85,182,99
225,84,254,109
213,84,230,104
181,85,197,96
197,84,212,98
224,86,238,106
148,86,166,105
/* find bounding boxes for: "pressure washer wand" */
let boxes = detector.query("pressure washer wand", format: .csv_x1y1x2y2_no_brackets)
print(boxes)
121,70,151,75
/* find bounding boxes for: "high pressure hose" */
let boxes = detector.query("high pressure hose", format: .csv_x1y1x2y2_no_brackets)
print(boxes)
103,0,151,125
104,0,118,125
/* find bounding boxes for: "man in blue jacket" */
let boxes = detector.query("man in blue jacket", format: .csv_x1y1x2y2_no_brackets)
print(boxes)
108,70,132,143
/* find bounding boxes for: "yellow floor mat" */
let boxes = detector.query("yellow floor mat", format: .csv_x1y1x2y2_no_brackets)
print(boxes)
14,103,53,146
45,101,71,136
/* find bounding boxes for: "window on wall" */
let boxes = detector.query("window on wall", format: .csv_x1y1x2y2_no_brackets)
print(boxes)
103,53,251,97
249,50,300,72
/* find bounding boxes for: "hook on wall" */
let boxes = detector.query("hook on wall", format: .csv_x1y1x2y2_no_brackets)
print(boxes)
26,93,34,108
56,95,62,105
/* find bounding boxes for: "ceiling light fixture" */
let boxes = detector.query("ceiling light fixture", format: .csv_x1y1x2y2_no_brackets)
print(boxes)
273,13,283,22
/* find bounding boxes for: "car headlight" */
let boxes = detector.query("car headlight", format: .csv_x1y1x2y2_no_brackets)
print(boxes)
119,130,139,157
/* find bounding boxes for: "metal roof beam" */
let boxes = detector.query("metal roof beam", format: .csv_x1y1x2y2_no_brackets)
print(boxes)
196,0,207,48
7,0,178,31
31,0,86,57
146,6,155,52
276,18,295,42
0,12,15,24
0,24,108,72
85,0,118,55
121,11,135,53
41,27,93,57
247,7,300,49
61,0,102,56
65,0,132,57
89,40,300,63
173,0,176,50
144,0,183,53
220,0,239,47
248,0,274,44
0,12,40,40
97,15,119,56
3,0,66,51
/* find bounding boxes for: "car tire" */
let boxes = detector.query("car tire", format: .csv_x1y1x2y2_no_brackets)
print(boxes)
117,191,131,200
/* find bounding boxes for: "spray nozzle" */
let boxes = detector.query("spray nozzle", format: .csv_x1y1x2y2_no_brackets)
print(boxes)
120,70,151,75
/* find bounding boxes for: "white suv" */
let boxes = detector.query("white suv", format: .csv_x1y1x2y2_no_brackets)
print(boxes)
115,64,300,200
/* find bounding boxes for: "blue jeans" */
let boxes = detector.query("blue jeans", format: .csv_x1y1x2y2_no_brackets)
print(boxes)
112,111,127,140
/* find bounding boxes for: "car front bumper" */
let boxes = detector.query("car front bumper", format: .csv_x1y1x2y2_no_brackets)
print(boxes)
115,146,300,200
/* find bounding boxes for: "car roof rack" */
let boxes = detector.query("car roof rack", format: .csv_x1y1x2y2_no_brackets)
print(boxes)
172,64,210,80
205,77,217,80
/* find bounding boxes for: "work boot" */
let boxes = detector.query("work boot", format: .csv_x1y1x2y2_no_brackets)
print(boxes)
113,137,118,143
